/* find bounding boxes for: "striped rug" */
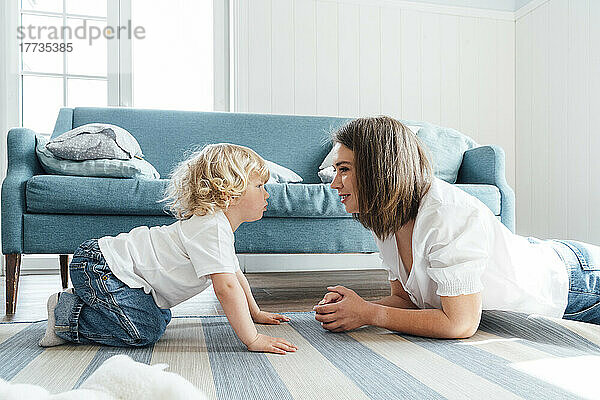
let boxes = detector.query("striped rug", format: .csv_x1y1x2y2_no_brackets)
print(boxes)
1,311,599,399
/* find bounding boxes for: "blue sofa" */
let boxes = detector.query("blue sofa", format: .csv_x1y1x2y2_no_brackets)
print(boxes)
1,107,515,313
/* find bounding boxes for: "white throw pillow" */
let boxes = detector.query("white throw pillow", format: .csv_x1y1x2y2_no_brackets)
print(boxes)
317,166,336,183
265,160,303,184
318,148,336,171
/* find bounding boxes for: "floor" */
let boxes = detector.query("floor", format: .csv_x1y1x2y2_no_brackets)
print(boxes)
1,270,390,322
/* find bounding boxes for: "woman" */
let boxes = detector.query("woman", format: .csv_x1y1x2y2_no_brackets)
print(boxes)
313,116,600,338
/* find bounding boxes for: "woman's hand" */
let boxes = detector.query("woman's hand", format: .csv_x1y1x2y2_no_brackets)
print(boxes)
252,310,291,325
313,286,374,332
246,333,298,354
316,291,343,305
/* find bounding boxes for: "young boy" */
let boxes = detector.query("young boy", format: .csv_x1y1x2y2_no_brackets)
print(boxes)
39,143,297,354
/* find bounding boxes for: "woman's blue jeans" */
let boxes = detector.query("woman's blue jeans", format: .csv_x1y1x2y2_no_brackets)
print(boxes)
54,239,172,347
549,240,600,324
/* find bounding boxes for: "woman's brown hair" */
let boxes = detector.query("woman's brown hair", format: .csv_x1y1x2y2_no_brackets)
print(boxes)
333,116,433,240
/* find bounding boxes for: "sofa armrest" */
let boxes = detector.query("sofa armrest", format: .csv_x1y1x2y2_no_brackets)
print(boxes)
1,128,45,254
456,145,515,233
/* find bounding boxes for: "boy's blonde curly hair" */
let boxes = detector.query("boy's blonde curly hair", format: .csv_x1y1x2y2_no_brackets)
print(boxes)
163,143,270,219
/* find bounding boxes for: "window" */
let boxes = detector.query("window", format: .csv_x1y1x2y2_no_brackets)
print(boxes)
130,0,214,111
19,0,109,133
17,0,227,134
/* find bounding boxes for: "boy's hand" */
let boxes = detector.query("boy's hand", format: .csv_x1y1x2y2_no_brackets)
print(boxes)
252,310,291,325
247,333,298,355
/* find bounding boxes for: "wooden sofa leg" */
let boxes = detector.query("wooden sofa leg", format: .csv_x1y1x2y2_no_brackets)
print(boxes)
59,255,69,289
5,254,22,315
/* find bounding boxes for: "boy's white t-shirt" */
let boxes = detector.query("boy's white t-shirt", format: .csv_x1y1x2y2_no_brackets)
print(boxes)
374,178,569,318
98,210,240,309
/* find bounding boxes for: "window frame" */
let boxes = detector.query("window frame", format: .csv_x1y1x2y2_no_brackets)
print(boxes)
2,1,21,135
18,0,111,129
13,0,230,130
119,0,230,111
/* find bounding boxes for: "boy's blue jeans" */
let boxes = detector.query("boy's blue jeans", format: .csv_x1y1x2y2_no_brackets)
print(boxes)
54,239,172,347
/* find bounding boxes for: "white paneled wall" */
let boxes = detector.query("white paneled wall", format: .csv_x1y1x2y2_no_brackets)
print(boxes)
233,0,516,188
516,0,600,244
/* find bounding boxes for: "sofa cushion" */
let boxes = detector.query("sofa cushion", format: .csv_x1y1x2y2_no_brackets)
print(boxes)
26,175,501,217
401,120,479,183
27,175,171,216
23,214,379,254
66,108,352,184
60,108,479,186
25,176,352,218
262,183,348,217
316,121,477,185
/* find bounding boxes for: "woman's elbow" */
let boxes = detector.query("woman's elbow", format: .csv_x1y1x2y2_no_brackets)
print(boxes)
455,323,479,338
448,319,480,339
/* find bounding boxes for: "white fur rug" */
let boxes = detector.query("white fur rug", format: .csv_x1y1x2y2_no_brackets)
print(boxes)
0,354,205,399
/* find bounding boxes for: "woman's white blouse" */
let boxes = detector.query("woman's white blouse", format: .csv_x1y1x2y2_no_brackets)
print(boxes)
374,178,569,318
